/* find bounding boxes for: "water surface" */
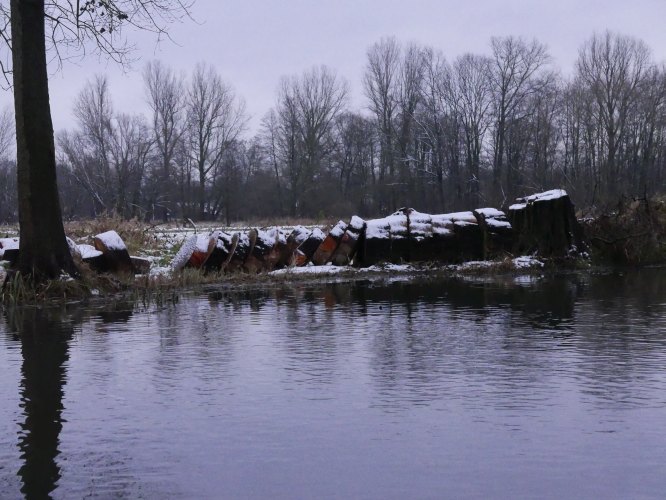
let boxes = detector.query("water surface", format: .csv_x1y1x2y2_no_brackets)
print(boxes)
1,270,666,499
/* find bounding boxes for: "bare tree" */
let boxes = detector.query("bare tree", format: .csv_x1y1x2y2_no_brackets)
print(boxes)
489,36,550,202
576,31,652,199
449,53,493,206
2,0,192,280
272,65,348,215
143,60,186,220
186,62,247,219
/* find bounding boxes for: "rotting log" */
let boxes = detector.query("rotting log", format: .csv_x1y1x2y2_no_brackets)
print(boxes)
355,217,390,267
331,216,366,266
473,208,513,260
226,231,256,273
292,228,326,266
186,234,216,269
508,189,586,257
311,221,347,265
204,231,239,272
93,230,133,274
244,228,281,273
130,256,151,275
407,209,434,263
283,226,311,267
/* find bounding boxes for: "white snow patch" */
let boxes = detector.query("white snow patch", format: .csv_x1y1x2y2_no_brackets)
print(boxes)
310,228,326,240
329,220,347,238
270,264,351,276
512,256,544,269
524,189,567,202
95,230,126,251
475,207,505,218
170,234,198,270
366,218,390,239
349,215,366,231
485,219,512,229
509,203,526,211
78,244,102,259
0,237,19,251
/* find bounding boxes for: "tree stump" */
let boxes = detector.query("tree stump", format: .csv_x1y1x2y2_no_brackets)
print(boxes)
508,189,586,257
93,230,134,274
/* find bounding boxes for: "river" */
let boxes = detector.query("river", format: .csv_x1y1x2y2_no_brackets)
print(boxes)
1,269,666,499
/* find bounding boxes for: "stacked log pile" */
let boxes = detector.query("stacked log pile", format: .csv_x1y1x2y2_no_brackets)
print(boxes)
0,189,586,277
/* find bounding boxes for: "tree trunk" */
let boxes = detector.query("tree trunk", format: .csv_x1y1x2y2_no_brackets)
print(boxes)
11,0,78,281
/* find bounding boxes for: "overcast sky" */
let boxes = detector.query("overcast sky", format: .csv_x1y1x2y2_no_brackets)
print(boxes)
2,0,666,134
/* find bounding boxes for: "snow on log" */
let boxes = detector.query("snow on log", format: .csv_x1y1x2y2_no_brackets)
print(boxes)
311,221,347,265
170,234,198,271
244,228,282,273
283,226,311,267
407,209,434,262
188,233,216,268
331,216,366,266
226,230,256,272
93,230,133,273
204,231,239,272
269,227,292,269
0,237,19,264
356,216,390,266
294,228,326,266
508,189,586,257
473,208,513,259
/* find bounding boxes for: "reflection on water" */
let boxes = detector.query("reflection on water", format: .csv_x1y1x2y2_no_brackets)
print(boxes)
1,270,666,498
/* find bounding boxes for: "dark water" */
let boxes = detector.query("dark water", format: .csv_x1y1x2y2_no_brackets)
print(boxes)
1,270,666,499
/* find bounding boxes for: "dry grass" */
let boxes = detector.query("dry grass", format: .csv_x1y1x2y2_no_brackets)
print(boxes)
64,216,163,254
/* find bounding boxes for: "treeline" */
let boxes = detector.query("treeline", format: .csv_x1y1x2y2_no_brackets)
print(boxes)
1,30,666,224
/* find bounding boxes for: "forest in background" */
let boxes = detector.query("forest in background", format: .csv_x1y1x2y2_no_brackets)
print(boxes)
0,30,665,224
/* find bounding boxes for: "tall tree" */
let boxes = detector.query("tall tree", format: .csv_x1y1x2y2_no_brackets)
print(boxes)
3,0,192,281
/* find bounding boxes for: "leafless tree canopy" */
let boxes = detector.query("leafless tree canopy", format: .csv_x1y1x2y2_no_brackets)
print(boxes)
3,30,666,225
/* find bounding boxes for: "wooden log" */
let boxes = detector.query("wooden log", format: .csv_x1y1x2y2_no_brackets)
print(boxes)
204,231,239,272
508,189,586,257
93,230,134,274
356,217,390,266
331,216,366,266
407,209,434,262
473,208,513,259
130,256,151,275
282,226,311,267
186,234,216,269
226,231,256,272
311,221,347,265
387,208,410,263
293,228,326,266
78,243,107,272
243,228,280,273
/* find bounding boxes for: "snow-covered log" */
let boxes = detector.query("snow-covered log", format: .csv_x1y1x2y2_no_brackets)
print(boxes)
93,230,133,273
473,208,513,259
0,237,19,264
244,228,282,273
293,228,326,266
226,231,256,272
311,221,347,265
508,189,586,257
204,231,238,272
331,216,366,266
